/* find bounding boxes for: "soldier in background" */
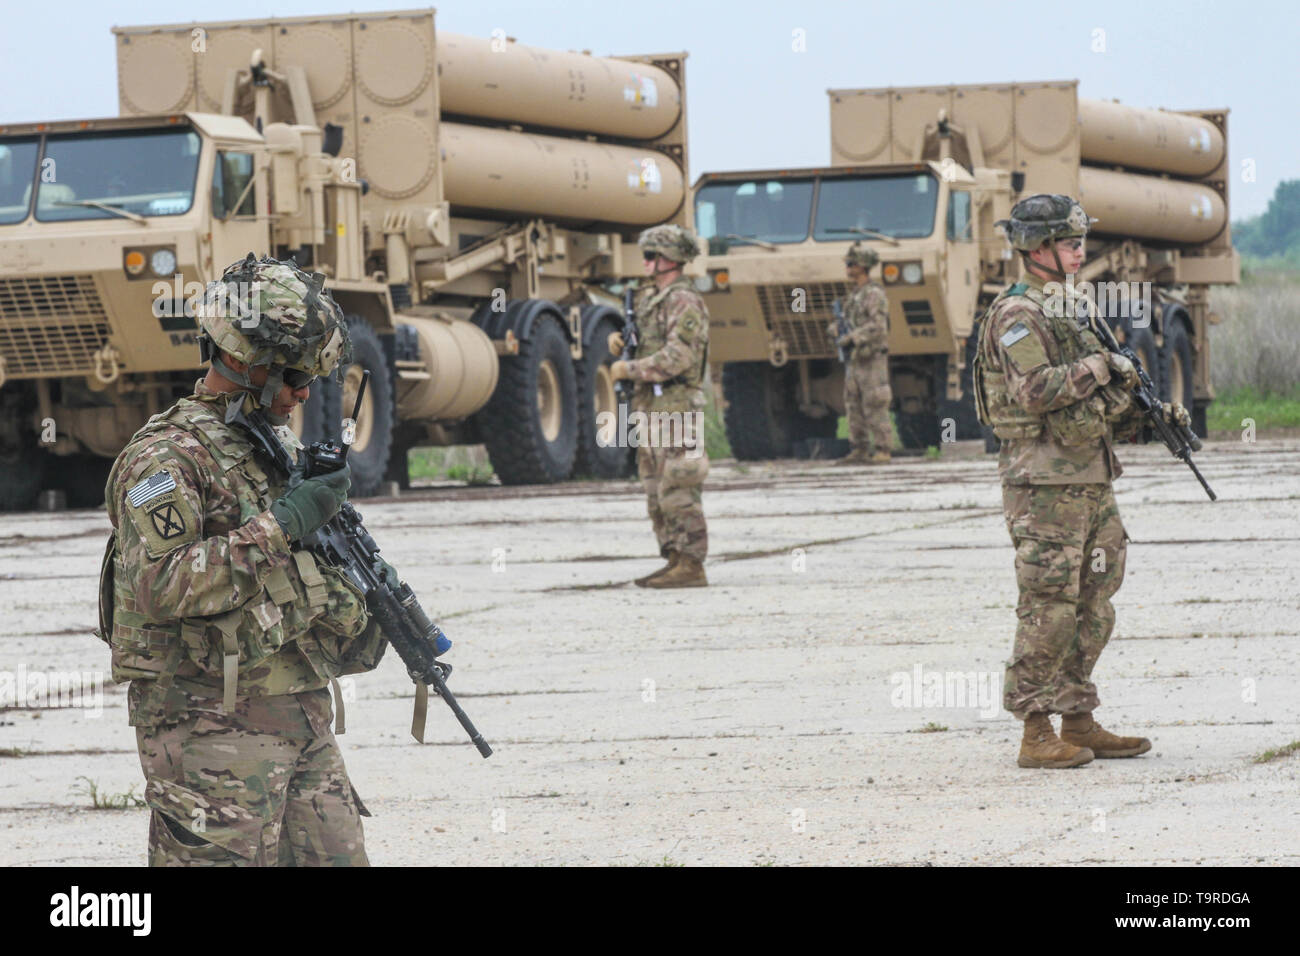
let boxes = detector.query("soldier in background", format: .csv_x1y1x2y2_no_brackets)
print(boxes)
830,243,892,465
608,225,711,588
974,195,1191,769
99,255,386,864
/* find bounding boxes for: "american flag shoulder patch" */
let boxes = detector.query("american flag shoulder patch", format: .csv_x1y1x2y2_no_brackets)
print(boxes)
1000,323,1031,348
127,471,177,508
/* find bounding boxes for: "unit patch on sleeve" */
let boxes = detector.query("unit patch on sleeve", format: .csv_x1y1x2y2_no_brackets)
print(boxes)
1000,321,1049,371
125,467,198,558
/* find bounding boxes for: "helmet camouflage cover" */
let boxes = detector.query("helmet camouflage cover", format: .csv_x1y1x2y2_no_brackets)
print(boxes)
844,242,879,270
638,224,701,264
197,253,350,418
995,194,1098,251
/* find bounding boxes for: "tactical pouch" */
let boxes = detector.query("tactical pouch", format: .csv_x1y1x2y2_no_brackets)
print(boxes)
95,534,116,644
1044,394,1109,446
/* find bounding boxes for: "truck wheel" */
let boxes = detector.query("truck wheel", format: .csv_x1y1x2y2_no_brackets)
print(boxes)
324,316,395,498
1159,318,1196,421
0,433,46,511
722,362,791,459
480,315,578,484
573,307,633,478
896,411,941,450
1128,325,1160,392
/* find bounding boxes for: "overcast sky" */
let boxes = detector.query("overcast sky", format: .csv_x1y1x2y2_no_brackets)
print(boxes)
2,0,1289,220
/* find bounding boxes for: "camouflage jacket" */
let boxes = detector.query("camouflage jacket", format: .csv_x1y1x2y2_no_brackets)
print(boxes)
828,281,889,363
974,272,1141,485
626,276,710,414
100,379,382,728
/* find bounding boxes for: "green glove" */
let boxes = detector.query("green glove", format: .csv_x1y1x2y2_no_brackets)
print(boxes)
372,555,401,589
271,465,351,541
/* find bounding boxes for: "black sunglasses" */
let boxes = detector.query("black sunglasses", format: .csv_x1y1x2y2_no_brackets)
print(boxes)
281,367,317,389
643,252,660,263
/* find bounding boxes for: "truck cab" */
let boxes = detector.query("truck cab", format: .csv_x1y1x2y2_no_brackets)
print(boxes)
695,160,1007,456
0,112,365,508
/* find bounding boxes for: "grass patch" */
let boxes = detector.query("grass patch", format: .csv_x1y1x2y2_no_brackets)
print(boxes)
407,445,497,483
1207,386,1300,432
0,746,28,758
835,412,904,450
703,387,732,460
1210,273,1300,395
1252,740,1300,764
913,722,949,734
71,776,146,810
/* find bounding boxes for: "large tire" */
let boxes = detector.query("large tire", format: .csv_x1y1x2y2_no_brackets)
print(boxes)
1159,315,1195,412
1128,324,1160,393
322,316,395,498
722,362,791,459
0,430,46,511
573,305,633,479
478,315,579,484
722,361,838,460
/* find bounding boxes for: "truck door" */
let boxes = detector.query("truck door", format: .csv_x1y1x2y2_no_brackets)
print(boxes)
208,149,266,273
945,186,979,341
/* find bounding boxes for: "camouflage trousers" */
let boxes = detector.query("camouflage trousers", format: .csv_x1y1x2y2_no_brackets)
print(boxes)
1002,482,1127,718
636,421,709,561
844,354,892,454
136,687,369,866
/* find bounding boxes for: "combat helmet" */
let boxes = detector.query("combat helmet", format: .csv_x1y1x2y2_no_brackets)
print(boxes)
844,242,879,270
638,224,701,264
995,194,1097,251
196,253,350,422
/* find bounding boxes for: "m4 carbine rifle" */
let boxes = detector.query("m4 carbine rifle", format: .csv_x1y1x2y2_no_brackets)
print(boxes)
235,372,492,756
1088,313,1216,502
617,285,640,401
832,300,852,363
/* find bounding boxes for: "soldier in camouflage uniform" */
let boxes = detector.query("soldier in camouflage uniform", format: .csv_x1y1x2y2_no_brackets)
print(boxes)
975,195,1190,768
98,254,387,864
829,243,892,464
608,224,710,588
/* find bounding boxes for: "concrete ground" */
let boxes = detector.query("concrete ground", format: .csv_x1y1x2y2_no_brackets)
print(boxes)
1,436,1297,866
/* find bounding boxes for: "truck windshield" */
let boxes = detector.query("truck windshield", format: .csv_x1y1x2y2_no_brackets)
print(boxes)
0,138,40,224
813,172,939,240
695,178,814,246
33,127,202,223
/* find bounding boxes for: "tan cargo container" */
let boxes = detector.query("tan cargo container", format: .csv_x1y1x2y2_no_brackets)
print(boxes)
700,80,1236,457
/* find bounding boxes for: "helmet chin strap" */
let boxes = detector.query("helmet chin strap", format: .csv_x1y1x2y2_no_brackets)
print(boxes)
211,356,291,424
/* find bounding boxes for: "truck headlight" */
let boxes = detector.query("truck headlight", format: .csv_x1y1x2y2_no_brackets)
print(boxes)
693,274,714,293
150,248,177,278
901,263,923,284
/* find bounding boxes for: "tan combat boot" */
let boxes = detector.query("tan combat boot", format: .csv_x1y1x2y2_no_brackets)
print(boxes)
1018,713,1094,769
1060,715,1151,758
835,448,870,466
645,555,707,588
867,450,892,464
635,550,678,588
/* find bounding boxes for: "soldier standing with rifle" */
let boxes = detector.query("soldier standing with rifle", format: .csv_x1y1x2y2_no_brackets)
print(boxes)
974,195,1196,769
608,225,711,588
829,243,892,465
99,256,391,864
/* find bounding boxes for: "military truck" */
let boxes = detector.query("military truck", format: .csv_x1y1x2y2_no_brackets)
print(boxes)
695,80,1238,457
0,9,690,509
